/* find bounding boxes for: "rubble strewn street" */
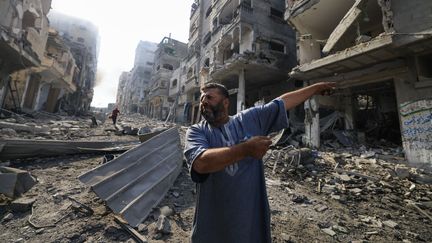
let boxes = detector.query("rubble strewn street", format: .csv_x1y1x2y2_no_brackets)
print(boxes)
1,115,431,242
2,0,432,242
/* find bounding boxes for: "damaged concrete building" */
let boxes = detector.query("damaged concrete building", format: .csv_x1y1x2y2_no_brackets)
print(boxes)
8,28,78,113
172,0,298,124
285,0,432,166
0,0,52,112
166,61,188,123
203,0,297,113
146,37,187,120
116,71,130,113
47,11,99,115
116,41,157,114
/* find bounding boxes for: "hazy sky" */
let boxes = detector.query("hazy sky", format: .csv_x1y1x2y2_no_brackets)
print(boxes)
51,0,191,107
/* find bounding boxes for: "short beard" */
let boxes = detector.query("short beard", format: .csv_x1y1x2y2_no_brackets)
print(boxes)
201,101,225,126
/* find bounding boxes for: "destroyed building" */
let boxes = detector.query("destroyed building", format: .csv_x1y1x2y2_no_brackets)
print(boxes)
7,28,78,113
285,0,432,166
146,37,187,120
116,71,130,113
204,0,297,113
165,0,298,124
167,61,187,123
47,11,99,115
116,41,157,114
0,0,52,111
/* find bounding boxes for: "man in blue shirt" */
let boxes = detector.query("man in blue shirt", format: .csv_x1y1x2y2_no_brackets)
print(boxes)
184,82,335,243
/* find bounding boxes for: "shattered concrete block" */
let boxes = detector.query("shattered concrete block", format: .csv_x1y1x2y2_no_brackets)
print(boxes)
395,166,410,179
155,215,171,234
322,228,336,236
332,225,348,234
2,212,14,221
10,197,36,212
160,206,174,217
383,220,398,228
0,167,37,198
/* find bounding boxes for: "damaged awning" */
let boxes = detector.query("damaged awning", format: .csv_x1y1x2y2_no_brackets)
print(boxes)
0,139,140,160
78,127,183,227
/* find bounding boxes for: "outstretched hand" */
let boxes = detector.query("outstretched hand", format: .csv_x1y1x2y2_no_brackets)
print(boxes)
313,82,337,96
243,136,272,159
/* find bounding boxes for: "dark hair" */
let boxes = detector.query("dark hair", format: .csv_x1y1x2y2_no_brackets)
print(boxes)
201,83,229,98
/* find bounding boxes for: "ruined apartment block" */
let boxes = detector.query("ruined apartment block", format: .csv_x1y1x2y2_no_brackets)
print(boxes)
48,11,99,115
0,0,52,111
117,41,157,114
146,37,187,120
285,0,432,166
116,71,130,113
8,28,78,113
167,61,185,123
191,0,297,115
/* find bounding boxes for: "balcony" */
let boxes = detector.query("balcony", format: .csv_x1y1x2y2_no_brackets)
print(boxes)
184,76,200,94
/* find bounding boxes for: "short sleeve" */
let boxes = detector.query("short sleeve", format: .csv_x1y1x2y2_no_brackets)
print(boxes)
184,125,210,183
248,98,289,135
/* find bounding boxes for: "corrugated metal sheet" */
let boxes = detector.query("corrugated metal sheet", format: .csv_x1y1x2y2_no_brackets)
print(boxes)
0,139,141,160
78,127,182,227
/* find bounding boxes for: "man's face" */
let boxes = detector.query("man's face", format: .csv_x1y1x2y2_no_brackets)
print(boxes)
200,88,227,124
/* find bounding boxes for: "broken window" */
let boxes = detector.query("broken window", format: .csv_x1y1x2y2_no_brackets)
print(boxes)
212,18,220,33
270,7,284,19
352,81,401,145
22,11,37,30
164,47,175,55
194,91,200,101
269,40,285,53
356,95,375,110
204,58,210,67
187,67,194,79
162,64,173,70
206,6,212,18
172,79,178,88
203,32,211,46
415,53,432,81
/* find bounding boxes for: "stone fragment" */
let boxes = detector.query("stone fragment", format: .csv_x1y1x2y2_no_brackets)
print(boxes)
316,205,328,212
160,206,174,217
10,197,36,212
322,228,336,236
383,220,398,228
332,225,348,233
2,212,14,221
155,215,171,234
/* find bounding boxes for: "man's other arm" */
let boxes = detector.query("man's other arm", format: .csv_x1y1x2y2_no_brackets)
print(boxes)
193,136,271,174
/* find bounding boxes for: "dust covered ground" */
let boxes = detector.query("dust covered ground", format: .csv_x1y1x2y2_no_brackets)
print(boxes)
1,114,431,242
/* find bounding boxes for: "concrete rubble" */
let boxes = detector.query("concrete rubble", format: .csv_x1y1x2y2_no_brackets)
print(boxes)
0,113,429,242
1,0,432,242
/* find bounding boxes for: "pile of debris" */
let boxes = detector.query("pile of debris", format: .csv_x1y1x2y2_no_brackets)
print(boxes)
264,144,432,242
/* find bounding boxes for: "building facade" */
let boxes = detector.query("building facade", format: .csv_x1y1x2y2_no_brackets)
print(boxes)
147,37,187,120
0,0,52,111
48,11,99,115
285,0,432,166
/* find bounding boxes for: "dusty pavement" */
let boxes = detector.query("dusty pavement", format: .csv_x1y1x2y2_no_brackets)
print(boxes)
1,114,431,242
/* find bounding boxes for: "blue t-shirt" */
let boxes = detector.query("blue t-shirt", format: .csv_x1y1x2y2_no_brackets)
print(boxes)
184,98,288,243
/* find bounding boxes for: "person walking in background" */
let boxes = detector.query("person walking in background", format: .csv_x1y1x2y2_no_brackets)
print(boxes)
110,107,120,125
